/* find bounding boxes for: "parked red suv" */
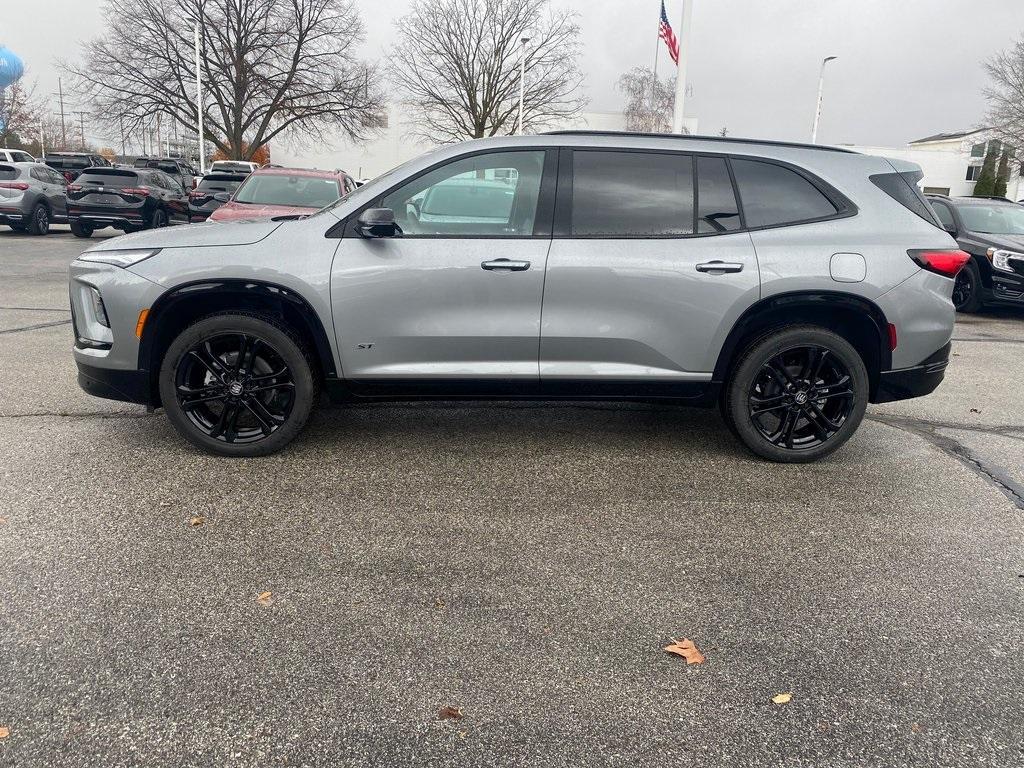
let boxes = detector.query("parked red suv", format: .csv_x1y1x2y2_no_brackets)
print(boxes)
207,167,356,222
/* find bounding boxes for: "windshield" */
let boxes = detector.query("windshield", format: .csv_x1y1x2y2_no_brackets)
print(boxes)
957,204,1024,235
233,174,342,208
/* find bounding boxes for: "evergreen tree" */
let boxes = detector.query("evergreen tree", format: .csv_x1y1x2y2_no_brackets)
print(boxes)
993,150,1011,198
973,141,1000,196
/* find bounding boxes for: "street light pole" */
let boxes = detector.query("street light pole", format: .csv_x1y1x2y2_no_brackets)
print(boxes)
194,22,206,173
671,0,694,134
810,56,837,144
517,36,529,135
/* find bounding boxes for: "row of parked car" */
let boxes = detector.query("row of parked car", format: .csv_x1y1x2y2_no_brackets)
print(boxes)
0,150,358,239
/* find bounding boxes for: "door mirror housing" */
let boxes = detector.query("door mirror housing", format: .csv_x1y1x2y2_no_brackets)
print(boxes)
357,207,400,238
213,192,232,203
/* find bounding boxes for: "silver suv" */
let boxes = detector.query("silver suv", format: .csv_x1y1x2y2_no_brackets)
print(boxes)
68,132,967,461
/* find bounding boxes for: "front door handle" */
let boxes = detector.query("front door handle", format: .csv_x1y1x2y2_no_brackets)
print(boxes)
696,261,744,274
481,258,530,272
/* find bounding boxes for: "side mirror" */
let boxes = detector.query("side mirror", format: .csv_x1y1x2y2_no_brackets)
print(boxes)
944,224,958,237
213,192,232,203
357,207,400,238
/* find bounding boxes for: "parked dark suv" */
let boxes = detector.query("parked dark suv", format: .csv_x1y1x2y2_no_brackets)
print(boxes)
67,167,189,237
44,152,112,182
927,194,1024,312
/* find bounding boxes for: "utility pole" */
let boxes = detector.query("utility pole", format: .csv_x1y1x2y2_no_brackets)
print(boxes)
517,36,530,135
55,76,67,148
810,56,838,144
671,0,694,134
73,111,87,150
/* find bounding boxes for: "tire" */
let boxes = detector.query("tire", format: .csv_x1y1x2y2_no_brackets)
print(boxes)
148,207,168,229
26,204,49,236
952,258,983,313
724,325,869,463
159,313,319,457
70,220,94,238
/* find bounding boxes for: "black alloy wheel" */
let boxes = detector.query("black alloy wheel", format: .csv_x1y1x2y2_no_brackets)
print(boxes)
724,326,869,463
952,258,982,313
159,314,318,456
27,204,49,236
150,208,168,229
175,332,296,444
747,345,855,451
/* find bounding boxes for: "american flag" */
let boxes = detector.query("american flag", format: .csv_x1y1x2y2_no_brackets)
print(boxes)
659,1,679,65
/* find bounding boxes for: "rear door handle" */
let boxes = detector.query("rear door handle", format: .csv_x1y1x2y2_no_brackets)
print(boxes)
481,258,530,272
696,261,744,274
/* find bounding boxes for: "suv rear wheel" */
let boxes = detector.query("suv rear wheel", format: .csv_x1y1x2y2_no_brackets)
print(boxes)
70,220,94,238
26,204,49,236
724,326,869,463
159,313,318,457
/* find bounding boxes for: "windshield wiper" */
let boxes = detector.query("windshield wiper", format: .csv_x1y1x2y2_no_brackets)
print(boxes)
270,213,307,221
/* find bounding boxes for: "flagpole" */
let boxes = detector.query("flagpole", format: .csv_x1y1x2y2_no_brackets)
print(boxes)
671,0,694,134
650,5,660,130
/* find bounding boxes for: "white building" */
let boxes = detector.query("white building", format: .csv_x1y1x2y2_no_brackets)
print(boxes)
274,106,697,181
847,129,1021,200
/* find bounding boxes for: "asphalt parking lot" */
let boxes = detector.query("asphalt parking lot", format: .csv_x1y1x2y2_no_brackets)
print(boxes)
1,227,1022,767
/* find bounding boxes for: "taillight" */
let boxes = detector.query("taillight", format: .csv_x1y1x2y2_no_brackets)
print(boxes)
63,171,74,183
67,184,82,192
122,187,151,197
908,249,971,278
188,190,204,200
888,323,898,351
0,182,29,191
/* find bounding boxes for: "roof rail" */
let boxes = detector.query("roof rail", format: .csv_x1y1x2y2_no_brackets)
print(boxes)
968,195,1015,202
542,130,856,154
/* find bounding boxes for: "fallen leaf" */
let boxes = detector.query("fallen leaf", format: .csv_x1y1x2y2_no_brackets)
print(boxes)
458,730,468,739
0,726,9,739
772,692,793,705
970,408,981,414
439,706,463,720
911,722,925,733
189,516,205,527
434,597,446,609
257,591,273,606
663,638,705,665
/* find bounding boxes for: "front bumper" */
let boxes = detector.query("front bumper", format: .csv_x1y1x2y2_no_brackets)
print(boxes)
0,212,25,225
77,361,152,404
70,259,165,405
874,342,951,403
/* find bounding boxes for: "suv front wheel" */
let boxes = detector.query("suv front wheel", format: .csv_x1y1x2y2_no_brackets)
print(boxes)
724,326,869,463
159,313,318,456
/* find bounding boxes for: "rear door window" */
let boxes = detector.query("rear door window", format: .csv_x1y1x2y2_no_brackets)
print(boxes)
731,159,838,228
931,200,956,231
696,156,741,233
571,150,695,236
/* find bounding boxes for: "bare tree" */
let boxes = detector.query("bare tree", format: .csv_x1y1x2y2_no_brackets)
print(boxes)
983,36,1024,150
0,73,44,148
392,0,586,143
64,0,385,160
617,67,675,134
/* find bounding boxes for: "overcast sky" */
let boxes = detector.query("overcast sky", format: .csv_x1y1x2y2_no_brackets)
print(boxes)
4,0,1024,148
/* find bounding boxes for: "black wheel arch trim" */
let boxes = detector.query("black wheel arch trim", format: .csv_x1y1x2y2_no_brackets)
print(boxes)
712,290,892,388
137,279,337,402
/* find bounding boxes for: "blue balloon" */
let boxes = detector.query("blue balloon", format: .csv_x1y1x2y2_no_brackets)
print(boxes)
0,46,25,88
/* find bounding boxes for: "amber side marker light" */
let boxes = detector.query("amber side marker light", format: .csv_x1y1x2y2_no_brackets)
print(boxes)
135,309,150,338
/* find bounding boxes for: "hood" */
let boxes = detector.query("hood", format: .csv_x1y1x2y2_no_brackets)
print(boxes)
82,219,283,252
209,201,318,222
970,232,1024,252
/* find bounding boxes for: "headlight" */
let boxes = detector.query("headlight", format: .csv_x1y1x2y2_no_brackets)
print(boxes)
77,248,161,268
986,248,1023,273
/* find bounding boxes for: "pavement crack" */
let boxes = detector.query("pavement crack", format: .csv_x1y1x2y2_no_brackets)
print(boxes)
0,319,72,335
0,410,153,420
951,337,1024,344
869,414,1024,510
0,306,71,313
